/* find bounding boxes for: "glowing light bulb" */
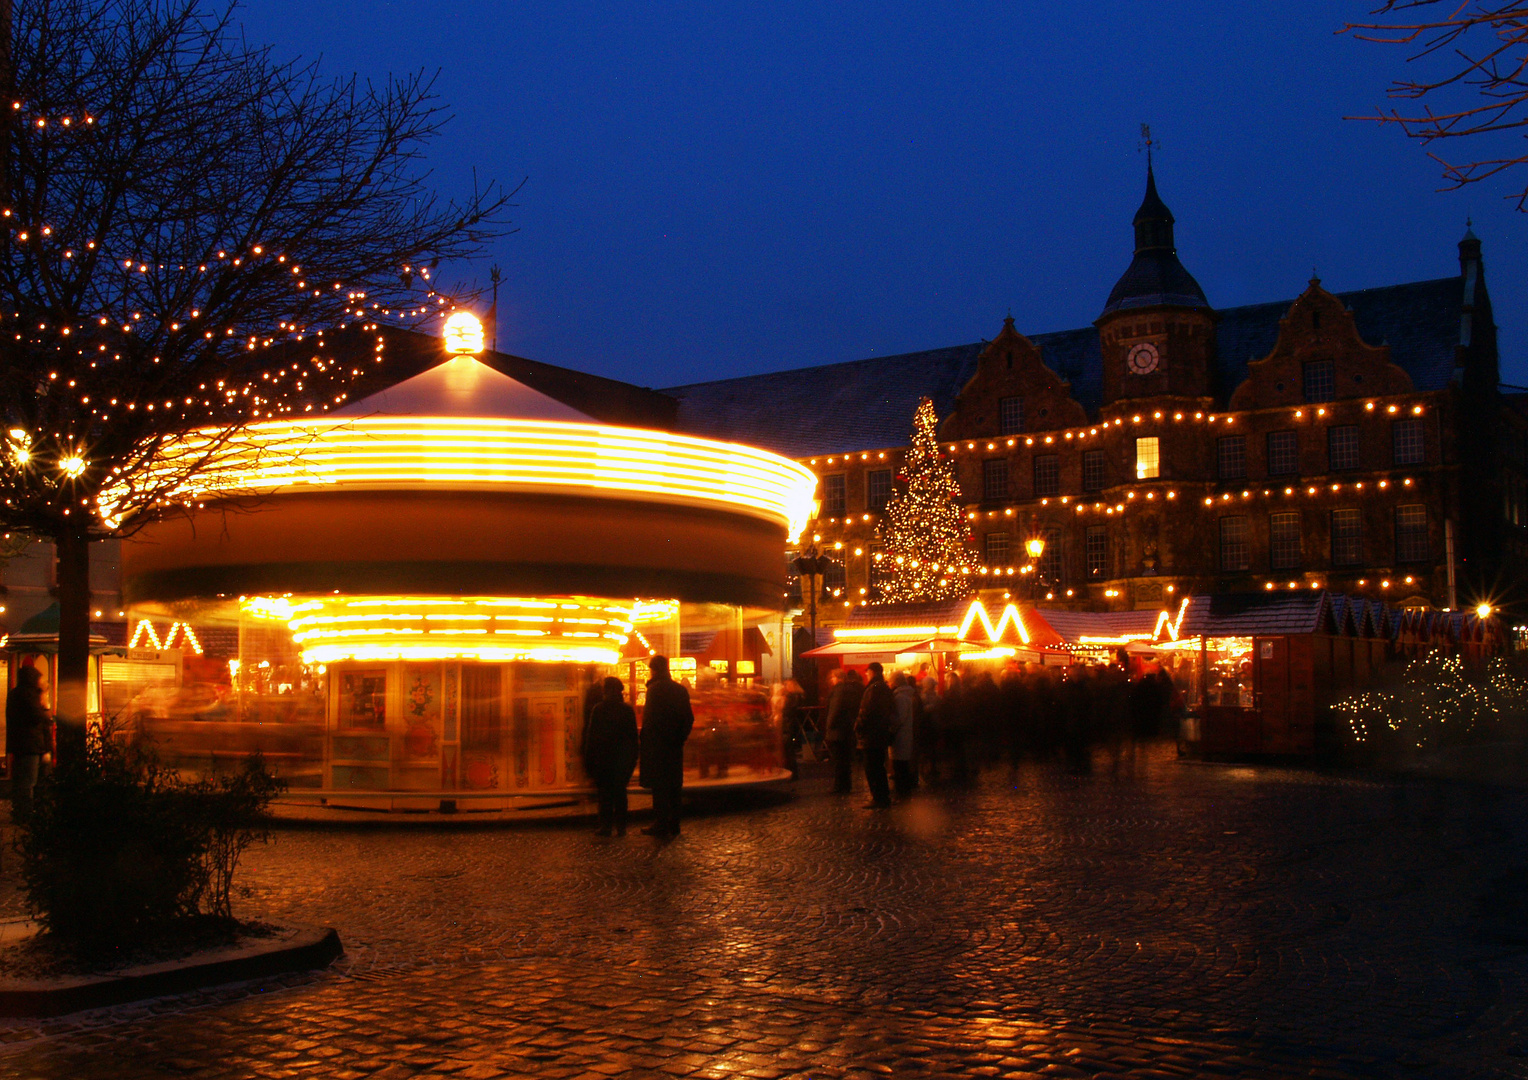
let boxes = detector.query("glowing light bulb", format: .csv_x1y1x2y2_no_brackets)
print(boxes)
442,311,485,356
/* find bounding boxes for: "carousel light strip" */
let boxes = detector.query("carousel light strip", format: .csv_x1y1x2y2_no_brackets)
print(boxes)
240,594,647,665
126,418,819,541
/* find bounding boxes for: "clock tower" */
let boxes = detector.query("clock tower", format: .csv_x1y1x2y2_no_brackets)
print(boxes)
1095,165,1217,407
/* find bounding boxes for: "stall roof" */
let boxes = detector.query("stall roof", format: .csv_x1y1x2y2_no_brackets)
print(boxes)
1035,608,1163,643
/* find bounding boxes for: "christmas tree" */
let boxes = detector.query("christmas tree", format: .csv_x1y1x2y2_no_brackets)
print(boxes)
873,397,973,602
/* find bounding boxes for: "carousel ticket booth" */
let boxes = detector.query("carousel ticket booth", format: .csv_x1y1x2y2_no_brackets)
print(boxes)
117,327,816,809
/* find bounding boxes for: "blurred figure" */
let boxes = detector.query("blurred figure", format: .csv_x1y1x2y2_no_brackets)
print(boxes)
890,671,919,798
825,667,864,794
583,676,638,837
639,656,695,839
941,672,966,783
857,662,895,808
775,679,805,780
918,676,942,781
1061,666,1093,772
6,665,50,823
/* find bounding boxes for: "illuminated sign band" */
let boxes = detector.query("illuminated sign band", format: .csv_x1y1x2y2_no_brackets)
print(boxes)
119,418,818,541
243,594,644,665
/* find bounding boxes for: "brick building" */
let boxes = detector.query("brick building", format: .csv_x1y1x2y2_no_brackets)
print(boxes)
666,168,1521,623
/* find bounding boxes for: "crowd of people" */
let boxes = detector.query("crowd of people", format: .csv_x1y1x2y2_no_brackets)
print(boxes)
777,658,1184,807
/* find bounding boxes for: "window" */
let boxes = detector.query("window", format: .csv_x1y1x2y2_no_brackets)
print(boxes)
982,458,1009,502
822,473,846,517
1039,528,1063,583
1331,508,1363,566
1303,359,1335,403
866,469,893,513
1269,511,1302,571
999,396,1024,435
1392,419,1425,466
1219,516,1250,571
984,532,1011,566
1217,435,1246,480
1396,505,1429,563
1085,526,1109,578
1267,430,1299,476
1328,425,1361,472
1082,450,1106,492
1033,454,1060,497
1134,436,1160,480
823,555,846,593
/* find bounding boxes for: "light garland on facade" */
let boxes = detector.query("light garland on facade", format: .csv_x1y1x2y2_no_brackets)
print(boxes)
107,418,818,540
240,594,646,666
129,619,204,654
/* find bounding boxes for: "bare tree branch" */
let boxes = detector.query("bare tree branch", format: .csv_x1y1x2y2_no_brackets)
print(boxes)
1343,0,1528,208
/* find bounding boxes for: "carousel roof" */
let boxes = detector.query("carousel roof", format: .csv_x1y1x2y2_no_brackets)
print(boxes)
332,355,595,421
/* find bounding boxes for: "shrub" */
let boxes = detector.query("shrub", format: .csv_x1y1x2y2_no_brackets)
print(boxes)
18,725,283,953
1334,652,1528,759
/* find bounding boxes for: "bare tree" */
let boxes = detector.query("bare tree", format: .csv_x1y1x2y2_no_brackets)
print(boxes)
0,0,512,748
1345,1,1528,208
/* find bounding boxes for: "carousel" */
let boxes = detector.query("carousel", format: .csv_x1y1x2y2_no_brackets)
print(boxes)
117,315,816,808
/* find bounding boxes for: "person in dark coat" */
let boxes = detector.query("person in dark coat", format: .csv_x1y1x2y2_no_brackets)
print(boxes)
6,665,50,823
856,662,895,808
824,667,864,794
583,676,639,836
638,655,695,838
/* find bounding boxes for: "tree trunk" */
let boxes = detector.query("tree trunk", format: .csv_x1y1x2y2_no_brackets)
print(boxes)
54,529,91,763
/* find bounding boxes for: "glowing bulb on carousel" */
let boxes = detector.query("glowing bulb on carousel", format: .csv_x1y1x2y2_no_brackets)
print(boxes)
442,311,484,356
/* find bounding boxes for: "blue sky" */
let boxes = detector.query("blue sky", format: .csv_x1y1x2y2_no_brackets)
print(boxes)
238,2,1527,389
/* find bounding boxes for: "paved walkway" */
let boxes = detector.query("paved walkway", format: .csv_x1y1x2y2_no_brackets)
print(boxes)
1,746,1527,1078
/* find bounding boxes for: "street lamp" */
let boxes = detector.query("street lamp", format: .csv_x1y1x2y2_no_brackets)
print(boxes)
1025,535,1046,561
1023,534,1047,599
791,546,838,646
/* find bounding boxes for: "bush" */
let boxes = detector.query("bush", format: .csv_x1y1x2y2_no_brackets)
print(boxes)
1334,651,1528,760
18,725,283,953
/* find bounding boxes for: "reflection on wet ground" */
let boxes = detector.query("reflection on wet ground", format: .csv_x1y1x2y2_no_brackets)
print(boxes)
2,744,1527,1078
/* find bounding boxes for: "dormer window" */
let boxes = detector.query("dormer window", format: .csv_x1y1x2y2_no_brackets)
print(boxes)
1303,360,1335,403
999,396,1024,435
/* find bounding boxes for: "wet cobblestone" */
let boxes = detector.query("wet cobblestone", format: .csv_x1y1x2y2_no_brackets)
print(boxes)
2,746,1528,1078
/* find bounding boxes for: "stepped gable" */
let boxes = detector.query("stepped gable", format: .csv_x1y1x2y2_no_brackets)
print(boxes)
666,275,1465,457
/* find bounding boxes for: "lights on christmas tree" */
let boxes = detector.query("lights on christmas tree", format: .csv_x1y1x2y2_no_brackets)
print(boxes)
873,397,972,603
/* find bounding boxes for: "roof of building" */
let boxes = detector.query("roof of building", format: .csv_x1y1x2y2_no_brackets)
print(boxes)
333,355,594,421
1036,608,1162,642
663,276,1466,459
1101,166,1210,316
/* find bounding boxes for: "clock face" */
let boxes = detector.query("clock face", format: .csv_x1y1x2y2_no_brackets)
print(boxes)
1127,341,1160,375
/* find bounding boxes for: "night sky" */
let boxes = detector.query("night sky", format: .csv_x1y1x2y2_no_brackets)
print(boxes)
238,2,1527,390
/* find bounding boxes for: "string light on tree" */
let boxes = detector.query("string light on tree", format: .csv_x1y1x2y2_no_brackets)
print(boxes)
872,397,972,603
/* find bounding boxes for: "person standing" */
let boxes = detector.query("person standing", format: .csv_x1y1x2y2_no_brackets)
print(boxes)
6,666,51,823
890,671,919,798
856,662,895,809
777,679,805,780
639,655,695,838
824,667,863,795
583,676,639,836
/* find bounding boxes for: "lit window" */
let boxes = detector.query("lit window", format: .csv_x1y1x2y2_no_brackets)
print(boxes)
1033,454,1060,497
982,458,1009,502
1135,436,1160,480
821,474,846,517
823,556,846,592
1082,450,1105,492
1217,435,1246,481
1085,525,1109,578
1331,508,1363,567
1270,511,1301,571
1392,418,1425,466
1396,504,1428,563
866,469,893,513
1303,359,1335,403
999,396,1024,435
984,532,1011,566
1328,425,1360,472
1266,430,1299,476
1219,516,1250,571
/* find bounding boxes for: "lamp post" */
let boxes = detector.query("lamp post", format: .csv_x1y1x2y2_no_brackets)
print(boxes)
792,546,837,646
1024,534,1047,600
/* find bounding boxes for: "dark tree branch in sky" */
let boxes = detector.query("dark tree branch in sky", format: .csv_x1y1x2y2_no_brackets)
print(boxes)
0,0,514,738
1345,1,1528,208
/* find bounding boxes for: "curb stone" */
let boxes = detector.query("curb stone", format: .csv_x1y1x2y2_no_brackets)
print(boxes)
0,923,342,1017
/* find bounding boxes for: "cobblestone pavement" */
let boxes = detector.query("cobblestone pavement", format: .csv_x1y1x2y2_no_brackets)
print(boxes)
3,745,1528,1079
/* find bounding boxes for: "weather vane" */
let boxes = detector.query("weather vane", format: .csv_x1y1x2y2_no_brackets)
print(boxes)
1138,123,1158,167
